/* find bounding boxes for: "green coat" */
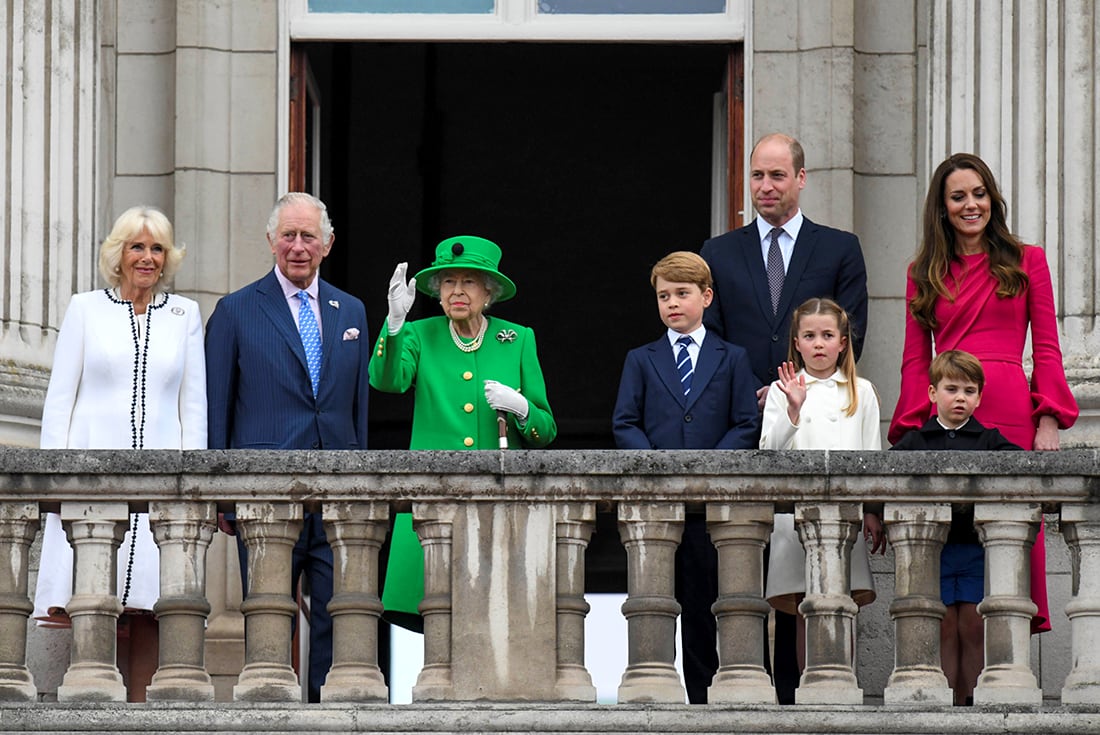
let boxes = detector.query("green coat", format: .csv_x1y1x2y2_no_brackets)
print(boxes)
368,315,556,449
368,315,557,626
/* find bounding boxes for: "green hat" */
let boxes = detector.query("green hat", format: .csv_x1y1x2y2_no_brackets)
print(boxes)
413,235,517,303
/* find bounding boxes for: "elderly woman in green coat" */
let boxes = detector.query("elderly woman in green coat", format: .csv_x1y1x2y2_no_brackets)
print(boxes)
369,235,557,627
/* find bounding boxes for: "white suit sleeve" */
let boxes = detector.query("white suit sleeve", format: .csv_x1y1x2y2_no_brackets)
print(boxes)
178,299,208,449
39,298,86,448
760,380,798,450
859,379,883,450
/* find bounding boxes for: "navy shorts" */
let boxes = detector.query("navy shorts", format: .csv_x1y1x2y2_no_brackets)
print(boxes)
941,542,984,606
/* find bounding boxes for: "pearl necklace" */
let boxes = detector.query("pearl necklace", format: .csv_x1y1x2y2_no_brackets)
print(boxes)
450,316,487,353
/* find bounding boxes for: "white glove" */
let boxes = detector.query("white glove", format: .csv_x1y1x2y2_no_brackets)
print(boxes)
387,262,417,335
484,380,529,421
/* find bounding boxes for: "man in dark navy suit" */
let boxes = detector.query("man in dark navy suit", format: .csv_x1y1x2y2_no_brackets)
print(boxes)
700,134,868,704
205,192,369,702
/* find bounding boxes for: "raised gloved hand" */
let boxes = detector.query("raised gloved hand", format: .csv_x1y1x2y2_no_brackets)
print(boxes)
484,380,529,421
387,262,417,335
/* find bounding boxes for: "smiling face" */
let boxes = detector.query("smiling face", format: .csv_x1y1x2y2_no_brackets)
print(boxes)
118,228,166,298
750,137,806,227
268,200,333,289
929,376,982,429
943,167,991,253
439,269,490,325
792,312,848,379
654,277,712,334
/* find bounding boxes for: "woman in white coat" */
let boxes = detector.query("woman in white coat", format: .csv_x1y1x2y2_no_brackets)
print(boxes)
36,205,207,701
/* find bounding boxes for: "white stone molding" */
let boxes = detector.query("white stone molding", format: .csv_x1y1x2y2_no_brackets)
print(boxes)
1059,503,1100,704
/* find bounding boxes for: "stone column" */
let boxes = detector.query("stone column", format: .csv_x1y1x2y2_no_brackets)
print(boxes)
554,502,596,702
0,502,40,701
973,502,1041,705
616,502,685,703
882,503,953,704
232,502,302,702
145,501,217,702
706,502,775,704
411,502,457,702
319,500,389,703
1059,504,1100,704
0,0,98,447
795,501,863,705
56,502,129,702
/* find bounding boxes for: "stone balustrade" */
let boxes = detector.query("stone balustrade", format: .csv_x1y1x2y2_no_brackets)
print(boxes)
1,448,1099,728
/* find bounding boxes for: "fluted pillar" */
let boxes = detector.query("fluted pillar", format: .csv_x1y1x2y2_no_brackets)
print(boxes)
882,503,953,704
320,500,389,702
616,502,685,703
1060,504,1100,704
0,502,39,701
57,502,129,702
795,502,863,705
706,502,775,704
232,502,302,702
554,503,596,702
145,501,217,702
973,502,1041,705
412,502,457,701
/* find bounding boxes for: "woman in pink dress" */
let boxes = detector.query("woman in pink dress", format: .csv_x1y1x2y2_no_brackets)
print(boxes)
888,153,1078,633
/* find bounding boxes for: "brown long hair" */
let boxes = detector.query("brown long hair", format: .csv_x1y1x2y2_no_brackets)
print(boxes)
909,153,1027,329
787,298,859,417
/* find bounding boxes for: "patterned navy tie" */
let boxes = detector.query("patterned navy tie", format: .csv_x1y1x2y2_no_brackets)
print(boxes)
676,335,694,395
766,226,785,315
297,290,322,397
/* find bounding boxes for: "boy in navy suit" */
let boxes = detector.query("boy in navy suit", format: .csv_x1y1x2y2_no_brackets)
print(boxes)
613,251,759,703
890,349,1020,705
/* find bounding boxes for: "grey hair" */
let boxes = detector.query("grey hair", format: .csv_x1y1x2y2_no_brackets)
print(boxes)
266,192,334,244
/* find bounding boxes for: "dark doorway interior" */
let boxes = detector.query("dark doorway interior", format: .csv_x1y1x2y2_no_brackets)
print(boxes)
305,42,732,449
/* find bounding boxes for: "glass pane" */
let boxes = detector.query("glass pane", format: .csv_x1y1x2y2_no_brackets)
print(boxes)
309,0,493,12
539,0,724,13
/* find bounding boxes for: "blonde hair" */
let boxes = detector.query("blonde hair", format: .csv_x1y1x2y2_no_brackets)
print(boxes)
98,206,182,291
788,298,859,417
650,251,712,291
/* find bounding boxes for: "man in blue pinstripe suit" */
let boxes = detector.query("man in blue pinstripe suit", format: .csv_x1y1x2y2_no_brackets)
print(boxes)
205,192,370,702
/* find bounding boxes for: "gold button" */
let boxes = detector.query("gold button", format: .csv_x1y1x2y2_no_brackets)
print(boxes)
464,403,474,413
376,350,383,357
463,371,473,380
463,437,474,447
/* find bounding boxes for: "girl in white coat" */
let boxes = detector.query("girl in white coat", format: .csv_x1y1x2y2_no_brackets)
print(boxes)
760,297,883,673
36,206,207,700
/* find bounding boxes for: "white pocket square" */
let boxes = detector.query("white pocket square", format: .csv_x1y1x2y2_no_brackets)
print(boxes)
342,328,360,341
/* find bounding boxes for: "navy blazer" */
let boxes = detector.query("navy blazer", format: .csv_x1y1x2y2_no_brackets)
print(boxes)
205,270,369,450
613,333,759,450
700,217,868,386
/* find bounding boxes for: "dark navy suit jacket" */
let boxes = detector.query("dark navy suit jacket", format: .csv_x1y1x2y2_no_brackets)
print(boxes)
205,270,369,450
700,217,868,386
612,333,759,450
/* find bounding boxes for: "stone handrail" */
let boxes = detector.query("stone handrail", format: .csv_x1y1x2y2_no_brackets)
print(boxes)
1,448,1098,707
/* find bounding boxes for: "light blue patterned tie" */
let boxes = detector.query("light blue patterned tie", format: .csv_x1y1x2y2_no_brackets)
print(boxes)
297,290,321,397
676,335,694,395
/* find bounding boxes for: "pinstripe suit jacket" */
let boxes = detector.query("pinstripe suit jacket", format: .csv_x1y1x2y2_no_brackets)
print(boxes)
205,269,369,450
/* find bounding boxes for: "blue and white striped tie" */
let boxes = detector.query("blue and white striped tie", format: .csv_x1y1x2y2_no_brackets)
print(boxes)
297,290,322,397
676,335,694,395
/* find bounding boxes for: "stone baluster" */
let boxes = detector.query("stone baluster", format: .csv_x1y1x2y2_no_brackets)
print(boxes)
1060,503,1100,704
554,502,597,701
56,502,129,702
412,502,458,701
882,503,953,704
0,502,39,701
232,502,303,702
973,502,1041,705
320,500,390,702
145,501,217,701
616,502,686,703
706,503,776,704
795,501,863,705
